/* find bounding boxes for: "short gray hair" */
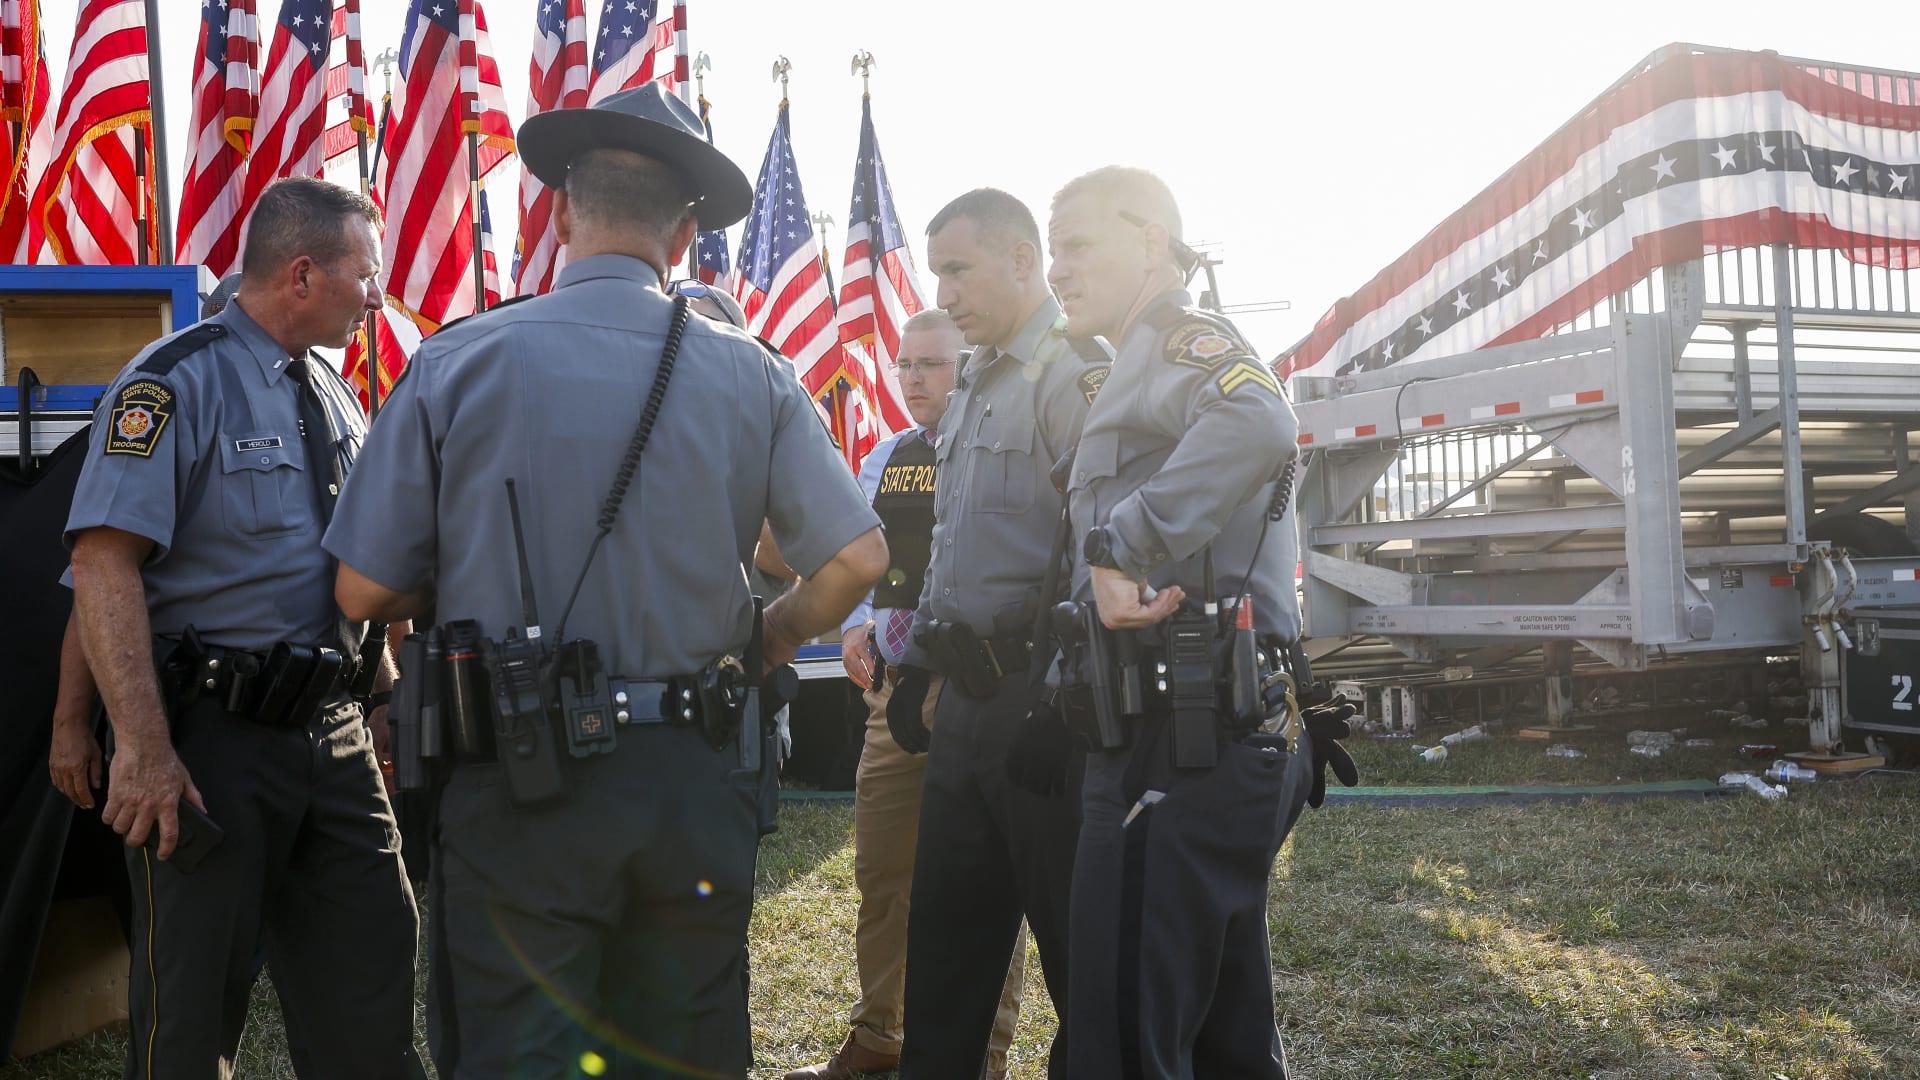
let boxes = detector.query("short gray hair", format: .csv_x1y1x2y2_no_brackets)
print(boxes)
241,177,379,279
901,308,959,337
565,148,695,238
927,188,1040,253
1052,166,1183,243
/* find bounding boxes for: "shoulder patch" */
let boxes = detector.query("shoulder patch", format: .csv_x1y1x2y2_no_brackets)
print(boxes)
1078,365,1109,405
134,323,226,376
1166,320,1252,372
104,378,177,456
1215,359,1283,398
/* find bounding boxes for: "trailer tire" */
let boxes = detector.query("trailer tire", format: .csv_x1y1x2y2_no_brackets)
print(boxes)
1807,513,1919,558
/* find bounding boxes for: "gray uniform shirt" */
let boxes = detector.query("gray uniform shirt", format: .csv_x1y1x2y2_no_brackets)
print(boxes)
1068,289,1303,641
913,297,1110,641
323,255,877,678
63,301,368,652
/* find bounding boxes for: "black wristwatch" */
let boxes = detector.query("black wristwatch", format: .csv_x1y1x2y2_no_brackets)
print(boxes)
1083,525,1124,571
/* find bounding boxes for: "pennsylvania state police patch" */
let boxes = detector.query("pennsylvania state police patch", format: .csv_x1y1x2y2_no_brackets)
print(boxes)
1078,366,1109,404
105,379,176,457
1166,321,1251,372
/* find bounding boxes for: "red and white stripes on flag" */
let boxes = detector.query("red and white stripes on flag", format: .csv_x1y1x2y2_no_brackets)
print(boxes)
512,0,586,297
835,94,922,438
32,0,154,265
586,0,685,105
1276,47,1920,384
321,0,374,172
176,0,258,274
374,0,512,331
238,0,333,237
1,0,53,262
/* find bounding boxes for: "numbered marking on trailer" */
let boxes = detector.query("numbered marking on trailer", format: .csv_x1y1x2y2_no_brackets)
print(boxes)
1893,674,1914,712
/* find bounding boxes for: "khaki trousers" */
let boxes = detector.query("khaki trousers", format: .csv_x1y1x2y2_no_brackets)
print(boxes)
851,669,1028,1072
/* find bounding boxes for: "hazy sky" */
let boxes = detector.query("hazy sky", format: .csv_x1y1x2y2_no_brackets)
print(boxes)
38,0,1917,355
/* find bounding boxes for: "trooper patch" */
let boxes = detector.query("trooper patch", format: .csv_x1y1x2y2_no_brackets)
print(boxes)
105,379,176,457
1166,322,1251,372
1079,366,1109,404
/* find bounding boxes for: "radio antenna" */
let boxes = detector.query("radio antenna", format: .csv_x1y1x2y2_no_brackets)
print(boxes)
505,479,543,640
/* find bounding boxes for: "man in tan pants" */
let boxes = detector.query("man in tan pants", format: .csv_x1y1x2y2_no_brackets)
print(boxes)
786,310,1029,1079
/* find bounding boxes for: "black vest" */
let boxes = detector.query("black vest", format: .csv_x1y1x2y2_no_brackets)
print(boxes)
872,431,937,610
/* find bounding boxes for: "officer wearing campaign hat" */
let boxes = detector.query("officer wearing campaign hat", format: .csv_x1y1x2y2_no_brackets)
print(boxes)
326,81,887,1077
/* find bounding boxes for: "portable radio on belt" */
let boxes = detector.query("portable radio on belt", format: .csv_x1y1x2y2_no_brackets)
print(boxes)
483,478,568,808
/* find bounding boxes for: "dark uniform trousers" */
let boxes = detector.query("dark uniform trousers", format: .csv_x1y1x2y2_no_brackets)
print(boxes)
428,723,761,1079
899,671,1080,1080
1065,723,1315,1080
123,693,423,1080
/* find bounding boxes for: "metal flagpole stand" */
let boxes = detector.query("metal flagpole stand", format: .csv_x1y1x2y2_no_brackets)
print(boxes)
141,0,173,264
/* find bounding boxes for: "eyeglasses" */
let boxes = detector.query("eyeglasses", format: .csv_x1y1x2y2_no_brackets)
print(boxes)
891,357,962,377
668,279,714,298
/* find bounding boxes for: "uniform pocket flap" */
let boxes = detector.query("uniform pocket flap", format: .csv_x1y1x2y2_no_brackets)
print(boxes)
973,416,1035,456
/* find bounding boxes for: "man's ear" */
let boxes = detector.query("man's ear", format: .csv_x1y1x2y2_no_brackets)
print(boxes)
553,188,573,246
290,255,317,298
1009,238,1038,282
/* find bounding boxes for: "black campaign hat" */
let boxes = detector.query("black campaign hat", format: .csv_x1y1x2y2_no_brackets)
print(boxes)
517,82,752,229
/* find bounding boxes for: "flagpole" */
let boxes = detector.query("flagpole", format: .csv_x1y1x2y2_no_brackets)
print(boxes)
143,0,172,263
468,130,484,311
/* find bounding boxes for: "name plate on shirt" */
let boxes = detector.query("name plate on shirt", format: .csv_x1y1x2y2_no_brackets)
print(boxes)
235,436,284,452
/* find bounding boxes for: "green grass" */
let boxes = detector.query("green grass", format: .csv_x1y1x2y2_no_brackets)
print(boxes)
10,707,1919,1079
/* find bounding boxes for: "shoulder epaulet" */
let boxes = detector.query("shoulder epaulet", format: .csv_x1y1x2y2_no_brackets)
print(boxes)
1066,335,1110,366
134,323,226,376
433,293,535,336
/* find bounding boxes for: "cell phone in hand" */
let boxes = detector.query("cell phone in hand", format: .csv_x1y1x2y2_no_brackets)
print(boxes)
145,799,224,874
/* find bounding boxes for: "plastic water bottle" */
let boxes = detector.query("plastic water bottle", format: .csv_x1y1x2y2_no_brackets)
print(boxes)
1719,772,1786,800
1764,760,1818,784
1417,745,1448,764
1545,745,1584,758
1439,725,1486,746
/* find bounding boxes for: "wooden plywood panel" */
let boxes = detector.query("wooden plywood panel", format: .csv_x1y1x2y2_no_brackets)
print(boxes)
0,293,173,386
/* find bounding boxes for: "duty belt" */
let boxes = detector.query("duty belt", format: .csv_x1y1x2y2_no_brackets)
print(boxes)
159,637,360,728
916,618,1031,698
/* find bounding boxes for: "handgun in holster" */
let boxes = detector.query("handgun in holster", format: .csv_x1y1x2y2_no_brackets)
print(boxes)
916,618,1000,699
1049,601,1141,751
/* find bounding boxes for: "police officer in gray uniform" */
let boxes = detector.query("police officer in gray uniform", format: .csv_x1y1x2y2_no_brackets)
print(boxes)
1043,166,1355,1079
326,84,887,1078
65,177,423,1079
891,188,1110,1080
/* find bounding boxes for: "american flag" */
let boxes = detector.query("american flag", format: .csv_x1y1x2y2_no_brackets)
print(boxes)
691,92,730,287
32,0,155,265
1,0,52,262
587,0,685,105
237,0,332,232
735,101,864,466
175,0,258,275
374,0,512,331
836,93,921,437
512,0,586,297
341,93,412,406
1276,47,1920,384
320,0,374,172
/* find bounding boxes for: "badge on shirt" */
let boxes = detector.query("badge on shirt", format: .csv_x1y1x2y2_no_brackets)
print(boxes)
1078,366,1109,405
105,379,177,457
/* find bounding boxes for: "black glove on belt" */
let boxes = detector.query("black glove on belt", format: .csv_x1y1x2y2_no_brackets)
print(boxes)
1303,698,1360,808
886,665,934,754
1006,694,1075,797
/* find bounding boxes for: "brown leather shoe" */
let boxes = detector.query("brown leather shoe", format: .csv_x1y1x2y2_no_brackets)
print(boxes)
781,1031,901,1080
